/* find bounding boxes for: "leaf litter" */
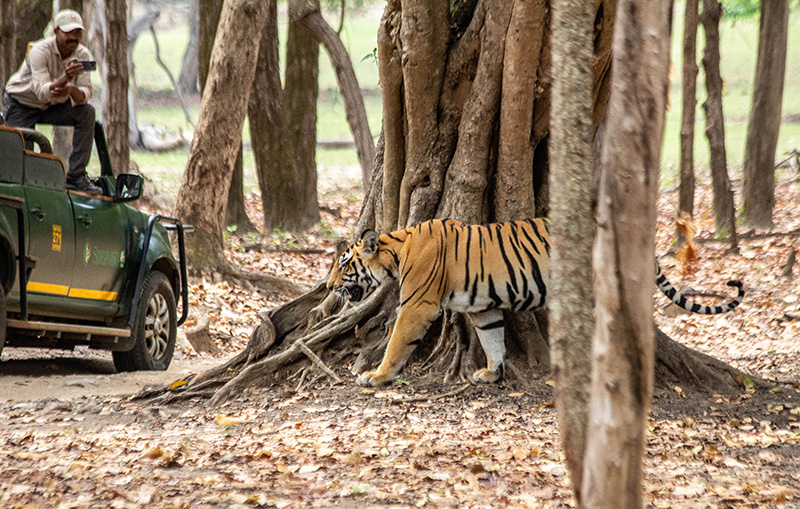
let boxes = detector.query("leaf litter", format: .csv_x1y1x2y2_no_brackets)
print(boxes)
1,179,800,507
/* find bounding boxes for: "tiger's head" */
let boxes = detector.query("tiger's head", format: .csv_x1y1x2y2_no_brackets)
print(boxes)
327,230,383,303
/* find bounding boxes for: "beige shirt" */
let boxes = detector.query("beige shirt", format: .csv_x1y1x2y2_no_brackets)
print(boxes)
5,36,93,110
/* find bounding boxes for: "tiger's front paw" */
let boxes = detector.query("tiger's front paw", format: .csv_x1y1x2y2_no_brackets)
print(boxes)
357,371,394,387
472,368,502,384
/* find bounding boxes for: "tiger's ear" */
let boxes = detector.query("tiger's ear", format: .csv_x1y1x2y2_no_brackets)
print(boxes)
361,230,380,257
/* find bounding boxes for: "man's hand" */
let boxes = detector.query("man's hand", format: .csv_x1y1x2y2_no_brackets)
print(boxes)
64,59,84,80
49,80,68,98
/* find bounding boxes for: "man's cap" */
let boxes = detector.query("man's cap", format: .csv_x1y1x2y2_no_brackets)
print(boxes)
54,9,85,32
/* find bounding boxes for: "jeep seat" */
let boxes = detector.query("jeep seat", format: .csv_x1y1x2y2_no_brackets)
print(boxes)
0,126,25,185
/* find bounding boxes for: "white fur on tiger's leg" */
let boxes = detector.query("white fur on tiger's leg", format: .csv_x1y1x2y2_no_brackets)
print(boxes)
470,310,506,383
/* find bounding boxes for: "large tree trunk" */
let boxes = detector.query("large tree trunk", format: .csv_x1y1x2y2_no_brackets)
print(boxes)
679,0,699,224
173,0,267,269
549,0,595,501
104,0,130,175
0,0,17,96
195,0,255,234
581,0,671,505
701,0,737,248
741,0,789,229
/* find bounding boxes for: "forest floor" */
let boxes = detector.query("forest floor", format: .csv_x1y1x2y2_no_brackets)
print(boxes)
1,173,800,507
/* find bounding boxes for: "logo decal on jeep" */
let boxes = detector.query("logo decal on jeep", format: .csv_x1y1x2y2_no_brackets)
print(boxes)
52,225,62,252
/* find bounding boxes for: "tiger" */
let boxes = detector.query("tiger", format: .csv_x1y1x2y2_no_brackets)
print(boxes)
327,218,744,387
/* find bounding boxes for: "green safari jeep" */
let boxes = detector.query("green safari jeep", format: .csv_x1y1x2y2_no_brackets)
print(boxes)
0,121,190,371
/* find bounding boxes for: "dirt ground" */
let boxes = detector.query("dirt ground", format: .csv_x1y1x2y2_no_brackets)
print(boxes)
2,178,800,507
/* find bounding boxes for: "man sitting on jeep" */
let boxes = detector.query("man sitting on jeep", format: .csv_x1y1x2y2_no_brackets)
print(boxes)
2,9,101,194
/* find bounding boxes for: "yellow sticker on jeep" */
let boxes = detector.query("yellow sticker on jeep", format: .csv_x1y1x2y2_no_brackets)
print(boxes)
52,225,62,252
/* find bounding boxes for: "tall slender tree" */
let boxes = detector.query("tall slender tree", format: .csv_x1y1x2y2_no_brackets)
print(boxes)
105,0,130,174
549,0,594,501
679,0,699,226
582,0,671,504
742,0,790,228
701,0,737,248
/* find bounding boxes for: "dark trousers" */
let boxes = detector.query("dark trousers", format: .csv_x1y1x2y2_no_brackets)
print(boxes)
2,93,95,180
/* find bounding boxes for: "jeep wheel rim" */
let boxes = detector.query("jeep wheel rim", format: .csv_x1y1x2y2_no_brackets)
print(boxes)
145,293,169,360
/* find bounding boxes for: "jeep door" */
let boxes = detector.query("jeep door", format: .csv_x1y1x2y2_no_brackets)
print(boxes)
69,192,131,317
21,152,77,316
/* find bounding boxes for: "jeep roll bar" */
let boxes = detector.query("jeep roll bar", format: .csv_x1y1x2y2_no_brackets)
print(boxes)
127,214,193,328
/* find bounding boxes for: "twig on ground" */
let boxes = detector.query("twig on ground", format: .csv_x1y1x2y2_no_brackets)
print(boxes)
297,341,343,383
390,383,472,405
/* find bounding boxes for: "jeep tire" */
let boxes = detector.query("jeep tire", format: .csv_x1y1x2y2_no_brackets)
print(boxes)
113,271,176,372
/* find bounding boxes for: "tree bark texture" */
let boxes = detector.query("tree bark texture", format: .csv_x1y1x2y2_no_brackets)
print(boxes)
679,0,699,220
173,0,267,268
249,0,283,233
296,8,375,187
549,0,595,500
377,0,615,233
701,0,737,246
0,0,16,96
581,0,671,506
264,0,320,233
198,0,224,95
178,0,200,95
225,144,257,233
742,0,789,228
104,0,130,175
14,0,50,68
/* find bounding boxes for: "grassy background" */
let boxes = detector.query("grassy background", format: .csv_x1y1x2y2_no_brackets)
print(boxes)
89,2,800,195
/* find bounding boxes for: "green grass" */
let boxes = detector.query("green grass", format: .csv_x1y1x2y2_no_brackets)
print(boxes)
661,7,800,184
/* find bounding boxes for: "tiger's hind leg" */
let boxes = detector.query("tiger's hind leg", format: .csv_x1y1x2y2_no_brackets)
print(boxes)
469,310,506,383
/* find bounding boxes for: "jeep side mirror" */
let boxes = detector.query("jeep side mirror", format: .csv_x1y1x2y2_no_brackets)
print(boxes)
115,173,143,202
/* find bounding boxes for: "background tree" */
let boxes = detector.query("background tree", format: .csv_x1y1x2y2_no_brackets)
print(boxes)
178,0,199,96
549,0,594,500
173,0,267,268
104,0,130,175
0,0,17,96
13,0,51,74
701,0,737,248
679,0,699,228
253,0,321,233
197,0,255,233
741,0,790,228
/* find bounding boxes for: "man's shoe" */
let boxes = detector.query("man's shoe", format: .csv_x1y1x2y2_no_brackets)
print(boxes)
66,173,102,195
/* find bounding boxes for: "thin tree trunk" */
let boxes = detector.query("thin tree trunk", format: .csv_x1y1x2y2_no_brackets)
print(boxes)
13,0,51,75
105,0,130,175
679,0,698,223
0,0,16,96
701,0,737,248
549,0,595,501
225,144,257,233
742,0,789,228
198,0,224,95
249,0,282,234
172,0,267,269
582,0,671,505
296,8,375,188
178,0,199,95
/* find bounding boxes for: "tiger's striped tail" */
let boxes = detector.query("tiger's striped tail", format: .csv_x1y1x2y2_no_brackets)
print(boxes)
656,265,744,315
